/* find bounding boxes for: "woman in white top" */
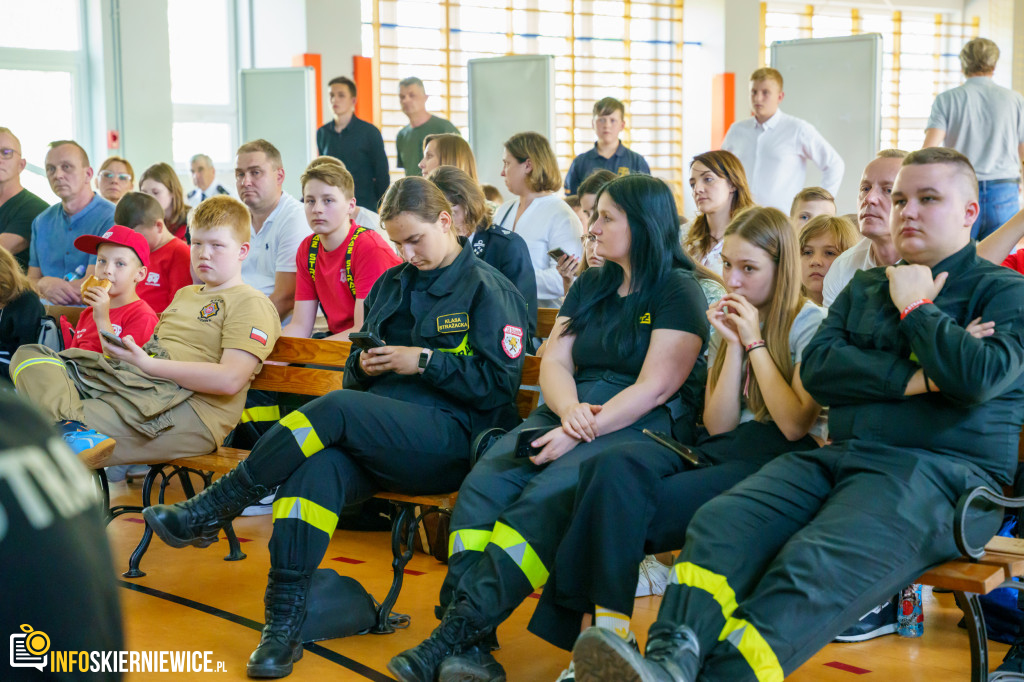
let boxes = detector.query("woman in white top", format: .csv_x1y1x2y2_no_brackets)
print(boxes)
683,150,755,276
494,132,583,308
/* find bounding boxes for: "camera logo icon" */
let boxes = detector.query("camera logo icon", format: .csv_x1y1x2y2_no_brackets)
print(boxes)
10,624,49,671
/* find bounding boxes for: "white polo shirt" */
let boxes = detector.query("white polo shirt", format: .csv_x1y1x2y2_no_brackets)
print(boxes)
821,237,894,309
241,192,309,296
722,109,845,213
494,194,583,308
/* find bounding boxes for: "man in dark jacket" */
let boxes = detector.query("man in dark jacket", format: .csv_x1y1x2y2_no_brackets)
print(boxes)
572,147,1024,681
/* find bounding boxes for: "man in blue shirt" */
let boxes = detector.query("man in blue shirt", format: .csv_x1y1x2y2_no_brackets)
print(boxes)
564,97,651,195
316,76,390,210
28,140,115,305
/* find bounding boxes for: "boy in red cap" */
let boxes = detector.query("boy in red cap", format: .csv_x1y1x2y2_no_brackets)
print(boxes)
69,225,159,352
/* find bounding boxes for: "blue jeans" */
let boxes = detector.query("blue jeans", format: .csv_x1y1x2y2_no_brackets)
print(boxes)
975,179,1021,240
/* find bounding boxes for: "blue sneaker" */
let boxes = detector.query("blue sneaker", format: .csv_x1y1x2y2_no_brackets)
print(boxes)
58,420,116,468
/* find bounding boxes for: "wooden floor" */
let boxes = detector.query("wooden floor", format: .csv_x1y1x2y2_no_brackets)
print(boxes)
106,476,1010,681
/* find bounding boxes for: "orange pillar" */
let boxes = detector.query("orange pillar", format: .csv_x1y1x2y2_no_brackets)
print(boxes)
292,53,324,128
711,72,735,150
353,56,375,125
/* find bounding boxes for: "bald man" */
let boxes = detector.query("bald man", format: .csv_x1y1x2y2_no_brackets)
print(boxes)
28,140,115,305
0,127,48,269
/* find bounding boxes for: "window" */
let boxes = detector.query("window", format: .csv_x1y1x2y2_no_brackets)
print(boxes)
762,2,979,151
167,0,238,170
0,0,88,203
363,0,685,203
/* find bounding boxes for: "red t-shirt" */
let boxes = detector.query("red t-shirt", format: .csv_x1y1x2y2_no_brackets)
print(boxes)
170,222,188,241
294,221,401,334
70,299,160,352
1002,250,1024,275
138,237,193,313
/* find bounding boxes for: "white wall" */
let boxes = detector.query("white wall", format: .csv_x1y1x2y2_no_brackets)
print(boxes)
306,0,364,123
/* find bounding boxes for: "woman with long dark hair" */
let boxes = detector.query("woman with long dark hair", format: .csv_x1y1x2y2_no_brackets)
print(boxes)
389,174,710,682
530,207,826,672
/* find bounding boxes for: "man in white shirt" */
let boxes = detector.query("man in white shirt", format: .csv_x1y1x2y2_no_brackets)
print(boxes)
821,149,907,307
722,67,845,212
188,153,233,204
924,38,1024,240
234,139,309,319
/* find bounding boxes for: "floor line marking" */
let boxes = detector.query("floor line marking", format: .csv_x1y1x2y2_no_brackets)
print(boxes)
117,580,392,682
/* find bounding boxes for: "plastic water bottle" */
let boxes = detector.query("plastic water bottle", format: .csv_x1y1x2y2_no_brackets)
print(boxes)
63,264,86,281
897,583,924,637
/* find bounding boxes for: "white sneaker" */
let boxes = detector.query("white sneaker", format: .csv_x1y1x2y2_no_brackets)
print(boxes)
635,555,670,597
554,661,575,681
240,488,277,516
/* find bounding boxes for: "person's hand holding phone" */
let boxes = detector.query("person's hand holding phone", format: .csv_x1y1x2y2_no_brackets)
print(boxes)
528,426,581,465
359,346,421,376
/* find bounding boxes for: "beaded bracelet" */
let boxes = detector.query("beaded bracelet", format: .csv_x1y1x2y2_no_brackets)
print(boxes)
745,340,767,353
900,298,932,320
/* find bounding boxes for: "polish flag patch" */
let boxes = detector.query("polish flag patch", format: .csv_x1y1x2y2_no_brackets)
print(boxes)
249,327,269,345
502,325,523,359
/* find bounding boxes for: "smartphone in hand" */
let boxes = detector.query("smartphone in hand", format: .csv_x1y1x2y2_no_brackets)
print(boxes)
99,330,128,350
547,248,567,262
349,331,386,352
514,427,552,459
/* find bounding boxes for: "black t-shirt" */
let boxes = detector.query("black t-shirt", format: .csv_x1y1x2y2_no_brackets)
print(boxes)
0,288,43,380
0,189,49,269
558,267,709,377
0,391,124,679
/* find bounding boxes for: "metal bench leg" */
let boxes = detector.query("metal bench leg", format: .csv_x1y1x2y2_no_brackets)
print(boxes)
124,466,165,578
373,502,417,634
955,590,991,682
223,523,247,562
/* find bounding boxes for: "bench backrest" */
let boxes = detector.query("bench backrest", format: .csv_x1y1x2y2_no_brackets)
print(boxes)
537,308,558,339
45,305,84,327
253,336,542,419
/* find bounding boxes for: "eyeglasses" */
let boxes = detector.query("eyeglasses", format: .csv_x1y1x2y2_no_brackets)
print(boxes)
0,148,18,160
99,170,132,182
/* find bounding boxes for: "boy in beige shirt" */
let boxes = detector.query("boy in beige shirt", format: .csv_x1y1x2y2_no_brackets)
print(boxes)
12,196,281,467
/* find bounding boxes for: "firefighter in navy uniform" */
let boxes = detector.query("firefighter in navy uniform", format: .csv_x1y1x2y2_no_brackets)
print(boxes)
571,152,1024,681
143,177,527,679
389,175,711,682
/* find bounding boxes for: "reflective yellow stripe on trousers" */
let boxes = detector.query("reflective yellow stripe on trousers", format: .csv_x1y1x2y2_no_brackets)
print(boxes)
278,411,324,457
489,521,549,590
271,496,339,536
673,562,783,682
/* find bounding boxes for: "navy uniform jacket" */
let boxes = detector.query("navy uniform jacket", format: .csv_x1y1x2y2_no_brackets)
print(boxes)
469,226,538,344
344,241,528,435
801,243,1024,485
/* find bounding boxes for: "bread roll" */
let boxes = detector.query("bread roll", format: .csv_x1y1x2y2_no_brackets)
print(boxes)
80,275,112,296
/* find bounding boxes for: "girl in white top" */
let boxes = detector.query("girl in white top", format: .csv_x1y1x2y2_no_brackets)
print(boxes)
493,132,583,308
683,150,756,276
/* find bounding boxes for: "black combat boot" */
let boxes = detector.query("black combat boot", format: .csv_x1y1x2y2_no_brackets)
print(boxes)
247,569,311,678
572,621,701,682
437,630,506,682
143,461,269,548
388,598,495,682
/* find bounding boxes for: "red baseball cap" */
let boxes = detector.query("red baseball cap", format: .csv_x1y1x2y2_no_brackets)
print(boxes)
74,225,151,269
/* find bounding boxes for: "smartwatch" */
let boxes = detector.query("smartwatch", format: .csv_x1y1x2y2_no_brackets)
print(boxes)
418,348,432,373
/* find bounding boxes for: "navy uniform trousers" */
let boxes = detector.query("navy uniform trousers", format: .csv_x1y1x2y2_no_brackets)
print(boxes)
242,389,471,574
439,375,678,629
530,420,817,650
655,442,1001,681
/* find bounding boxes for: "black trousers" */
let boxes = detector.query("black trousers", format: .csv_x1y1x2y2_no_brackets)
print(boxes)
440,378,674,629
530,420,817,650
242,389,471,573
655,443,1001,681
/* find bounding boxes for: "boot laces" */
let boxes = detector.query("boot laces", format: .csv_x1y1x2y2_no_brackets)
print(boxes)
645,622,690,664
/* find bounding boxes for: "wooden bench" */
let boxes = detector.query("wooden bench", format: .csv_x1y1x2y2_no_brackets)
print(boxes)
110,335,541,634
916,443,1024,682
